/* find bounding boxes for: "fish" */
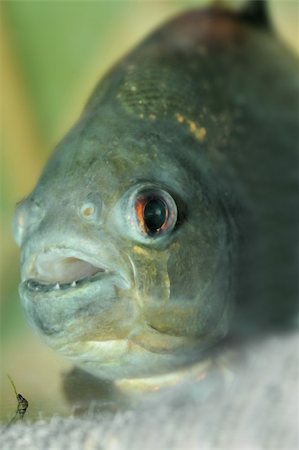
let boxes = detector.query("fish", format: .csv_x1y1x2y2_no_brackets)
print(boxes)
13,5,299,387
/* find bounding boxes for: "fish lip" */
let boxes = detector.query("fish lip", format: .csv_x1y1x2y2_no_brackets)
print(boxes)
20,246,130,295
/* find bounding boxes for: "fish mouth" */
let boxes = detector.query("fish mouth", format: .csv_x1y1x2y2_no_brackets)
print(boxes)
25,271,106,293
22,248,115,294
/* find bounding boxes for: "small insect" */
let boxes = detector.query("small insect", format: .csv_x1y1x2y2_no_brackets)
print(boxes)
7,375,29,425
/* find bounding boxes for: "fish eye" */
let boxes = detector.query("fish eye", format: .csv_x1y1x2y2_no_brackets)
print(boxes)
129,187,177,238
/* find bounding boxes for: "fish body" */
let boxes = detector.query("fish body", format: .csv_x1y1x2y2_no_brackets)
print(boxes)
13,7,299,382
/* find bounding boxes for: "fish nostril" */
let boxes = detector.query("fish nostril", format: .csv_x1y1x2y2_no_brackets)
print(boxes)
80,202,96,220
33,251,105,284
79,193,102,223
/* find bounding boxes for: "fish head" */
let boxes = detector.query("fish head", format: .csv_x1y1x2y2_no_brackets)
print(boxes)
12,5,249,380
13,105,235,380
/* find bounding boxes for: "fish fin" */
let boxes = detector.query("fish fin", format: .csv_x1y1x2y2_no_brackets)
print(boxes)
239,0,270,29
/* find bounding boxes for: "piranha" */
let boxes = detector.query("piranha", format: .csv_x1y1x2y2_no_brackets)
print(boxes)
13,5,299,388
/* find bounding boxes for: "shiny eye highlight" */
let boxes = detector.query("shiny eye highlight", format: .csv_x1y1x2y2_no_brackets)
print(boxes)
128,187,177,238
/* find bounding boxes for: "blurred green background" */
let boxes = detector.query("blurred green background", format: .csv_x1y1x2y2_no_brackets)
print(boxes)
0,0,298,422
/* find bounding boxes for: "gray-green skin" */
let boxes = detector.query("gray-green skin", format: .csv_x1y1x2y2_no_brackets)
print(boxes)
13,8,299,382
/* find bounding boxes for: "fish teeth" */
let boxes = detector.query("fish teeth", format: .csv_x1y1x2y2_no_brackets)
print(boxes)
26,274,102,293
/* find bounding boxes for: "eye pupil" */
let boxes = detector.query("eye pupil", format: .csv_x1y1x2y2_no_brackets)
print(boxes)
143,198,167,233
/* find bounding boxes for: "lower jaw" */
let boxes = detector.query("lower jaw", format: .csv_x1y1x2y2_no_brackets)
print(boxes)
55,336,211,381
